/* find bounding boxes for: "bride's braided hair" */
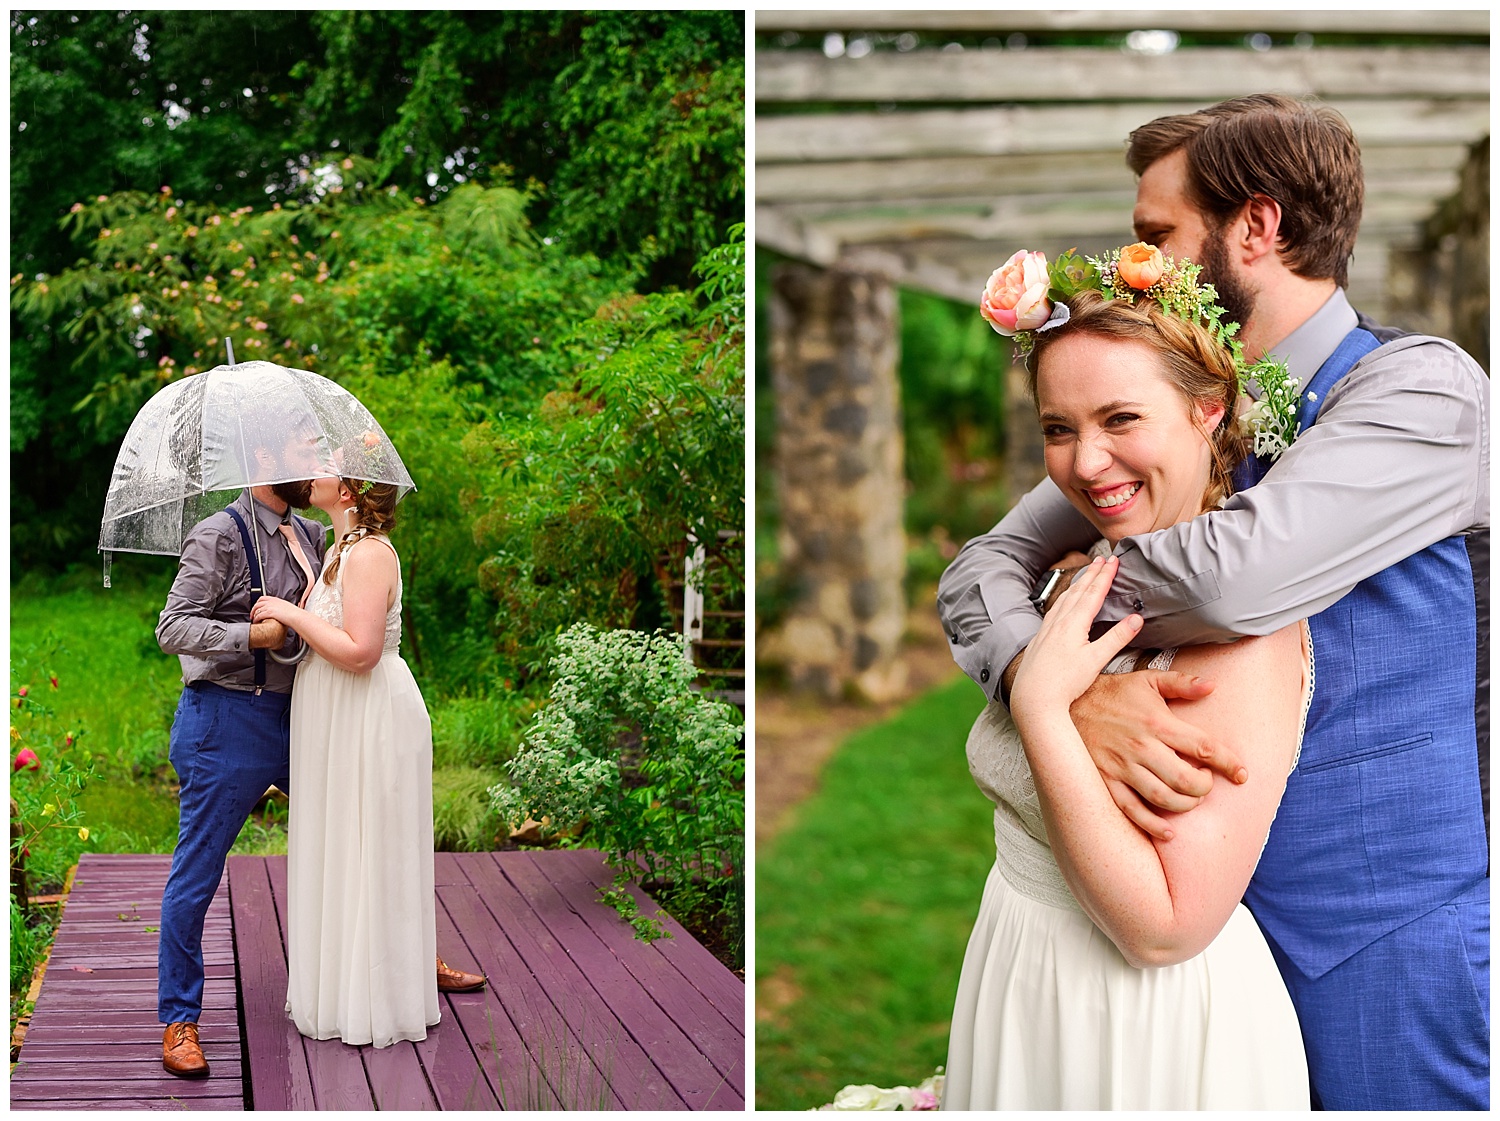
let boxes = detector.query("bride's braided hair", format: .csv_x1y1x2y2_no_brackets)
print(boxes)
321,478,400,586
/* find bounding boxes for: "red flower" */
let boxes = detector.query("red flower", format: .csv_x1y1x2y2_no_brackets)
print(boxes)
18,686,28,697
14,747,39,772
49,675,58,689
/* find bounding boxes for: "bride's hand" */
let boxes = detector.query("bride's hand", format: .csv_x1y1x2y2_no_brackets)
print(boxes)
1011,556,1142,718
250,595,293,625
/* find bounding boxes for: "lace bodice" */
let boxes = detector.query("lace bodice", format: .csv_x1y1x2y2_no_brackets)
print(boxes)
305,533,403,655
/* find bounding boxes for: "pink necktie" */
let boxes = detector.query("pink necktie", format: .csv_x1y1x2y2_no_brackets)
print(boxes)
278,523,318,608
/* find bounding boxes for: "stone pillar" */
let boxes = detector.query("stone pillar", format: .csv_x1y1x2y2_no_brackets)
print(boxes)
770,263,907,701
1383,136,1489,371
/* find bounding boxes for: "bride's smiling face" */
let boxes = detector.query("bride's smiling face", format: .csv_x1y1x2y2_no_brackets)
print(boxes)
1036,332,1224,545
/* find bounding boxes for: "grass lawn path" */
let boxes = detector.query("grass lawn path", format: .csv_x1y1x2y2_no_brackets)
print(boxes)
755,675,993,1111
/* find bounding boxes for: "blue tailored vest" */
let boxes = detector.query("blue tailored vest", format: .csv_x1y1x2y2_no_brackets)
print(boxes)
1241,328,1488,979
1234,329,1488,1109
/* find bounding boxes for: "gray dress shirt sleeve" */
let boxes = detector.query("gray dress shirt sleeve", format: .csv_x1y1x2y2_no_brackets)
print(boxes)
155,495,327,692
156,521,254,658
937,334,1490,701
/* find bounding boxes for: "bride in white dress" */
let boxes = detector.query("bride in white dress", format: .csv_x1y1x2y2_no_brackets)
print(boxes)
251,475,439,1047
942,290,1310,1109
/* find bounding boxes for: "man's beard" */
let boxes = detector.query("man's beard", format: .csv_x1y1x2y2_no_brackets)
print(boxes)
271,479,313,509
1197,222,1258,330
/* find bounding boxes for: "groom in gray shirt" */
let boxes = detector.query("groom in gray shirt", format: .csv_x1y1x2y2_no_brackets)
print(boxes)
938,94,1487,1109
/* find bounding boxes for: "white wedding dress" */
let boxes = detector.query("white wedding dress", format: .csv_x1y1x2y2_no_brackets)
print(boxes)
942,640,1312,1110
284,533,439,1047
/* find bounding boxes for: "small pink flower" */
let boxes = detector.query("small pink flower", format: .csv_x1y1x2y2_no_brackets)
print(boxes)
291,293,304,304
911,1089,939,1110
980,250,1052,336
362,431,381,449
18,686,28,698
14,748,39,772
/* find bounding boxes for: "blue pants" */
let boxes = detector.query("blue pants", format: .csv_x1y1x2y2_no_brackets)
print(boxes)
1268,877,1489,1110
157,684,291,1024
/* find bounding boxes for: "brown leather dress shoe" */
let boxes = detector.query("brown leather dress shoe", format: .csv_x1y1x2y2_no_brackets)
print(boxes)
436,955,487,993
162,1021,210,1078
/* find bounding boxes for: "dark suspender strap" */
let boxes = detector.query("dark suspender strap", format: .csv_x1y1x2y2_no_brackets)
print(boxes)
224,506,266,689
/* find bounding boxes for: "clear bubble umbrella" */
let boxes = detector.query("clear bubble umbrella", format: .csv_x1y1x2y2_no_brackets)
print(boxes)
98,352,416,589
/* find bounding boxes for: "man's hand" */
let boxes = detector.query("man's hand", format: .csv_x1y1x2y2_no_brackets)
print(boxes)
248,619,288,650
1070,669,1247,840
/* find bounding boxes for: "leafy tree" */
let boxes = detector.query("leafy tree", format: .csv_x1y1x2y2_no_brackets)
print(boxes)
470,227,746,678
11,11,744,573
298,10,745,284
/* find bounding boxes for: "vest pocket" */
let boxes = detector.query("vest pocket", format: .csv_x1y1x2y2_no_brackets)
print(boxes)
1295,731,1432,774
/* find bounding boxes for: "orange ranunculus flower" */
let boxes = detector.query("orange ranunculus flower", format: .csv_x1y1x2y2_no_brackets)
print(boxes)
1117,242,1166,289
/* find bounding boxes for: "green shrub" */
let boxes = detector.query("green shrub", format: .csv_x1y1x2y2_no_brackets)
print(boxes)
491,623,744,957
10,896,57,1037
10,643,98,897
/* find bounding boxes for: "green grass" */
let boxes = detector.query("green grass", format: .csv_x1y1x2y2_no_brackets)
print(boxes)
754,676,995,1111
11,564,186,860
10,563,527,867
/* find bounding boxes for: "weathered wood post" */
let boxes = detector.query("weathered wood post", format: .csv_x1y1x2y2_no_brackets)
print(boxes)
770,262,907,700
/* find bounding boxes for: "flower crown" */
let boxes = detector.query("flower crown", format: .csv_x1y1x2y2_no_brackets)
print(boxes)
980,244,1301,461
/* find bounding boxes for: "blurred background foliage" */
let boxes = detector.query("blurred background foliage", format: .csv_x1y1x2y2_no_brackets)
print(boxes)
10,10,743,905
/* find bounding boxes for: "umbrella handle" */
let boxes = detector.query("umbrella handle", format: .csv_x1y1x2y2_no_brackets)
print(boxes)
267,634,310,666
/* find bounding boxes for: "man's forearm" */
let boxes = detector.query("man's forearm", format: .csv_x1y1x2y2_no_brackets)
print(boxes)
937,477,1098,700
1094,340,1486,647
157,613,253,658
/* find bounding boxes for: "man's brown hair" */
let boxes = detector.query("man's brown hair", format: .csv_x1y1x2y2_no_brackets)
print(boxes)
1126,93,1364,287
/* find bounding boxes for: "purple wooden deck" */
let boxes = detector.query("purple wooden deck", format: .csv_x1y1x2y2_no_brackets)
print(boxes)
11,850,744,1110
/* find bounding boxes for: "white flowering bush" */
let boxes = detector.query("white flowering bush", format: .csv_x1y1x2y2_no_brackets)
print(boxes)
491,623,744,951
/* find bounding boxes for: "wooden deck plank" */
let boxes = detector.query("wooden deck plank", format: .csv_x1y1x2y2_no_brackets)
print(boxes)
410,1014,502,1111
11,852,244,1111
17,1040,243,1063
15,851,742,1112
262,857,376,1112
362,1039,440,1111
12,1058,246,1081
456,853,682,1108
555,847,748,1021
22,1010,239,1045
499,852,736,1110
226,855,317,1111
529,850,746,1101
426,871,553,1109
13,1090,244,1109
431,856,583,1109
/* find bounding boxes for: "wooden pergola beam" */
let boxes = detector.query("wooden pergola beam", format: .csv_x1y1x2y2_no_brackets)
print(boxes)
754,10,1491,36
757,46,1489,104
755,145,1472,204
756,97,1490,163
